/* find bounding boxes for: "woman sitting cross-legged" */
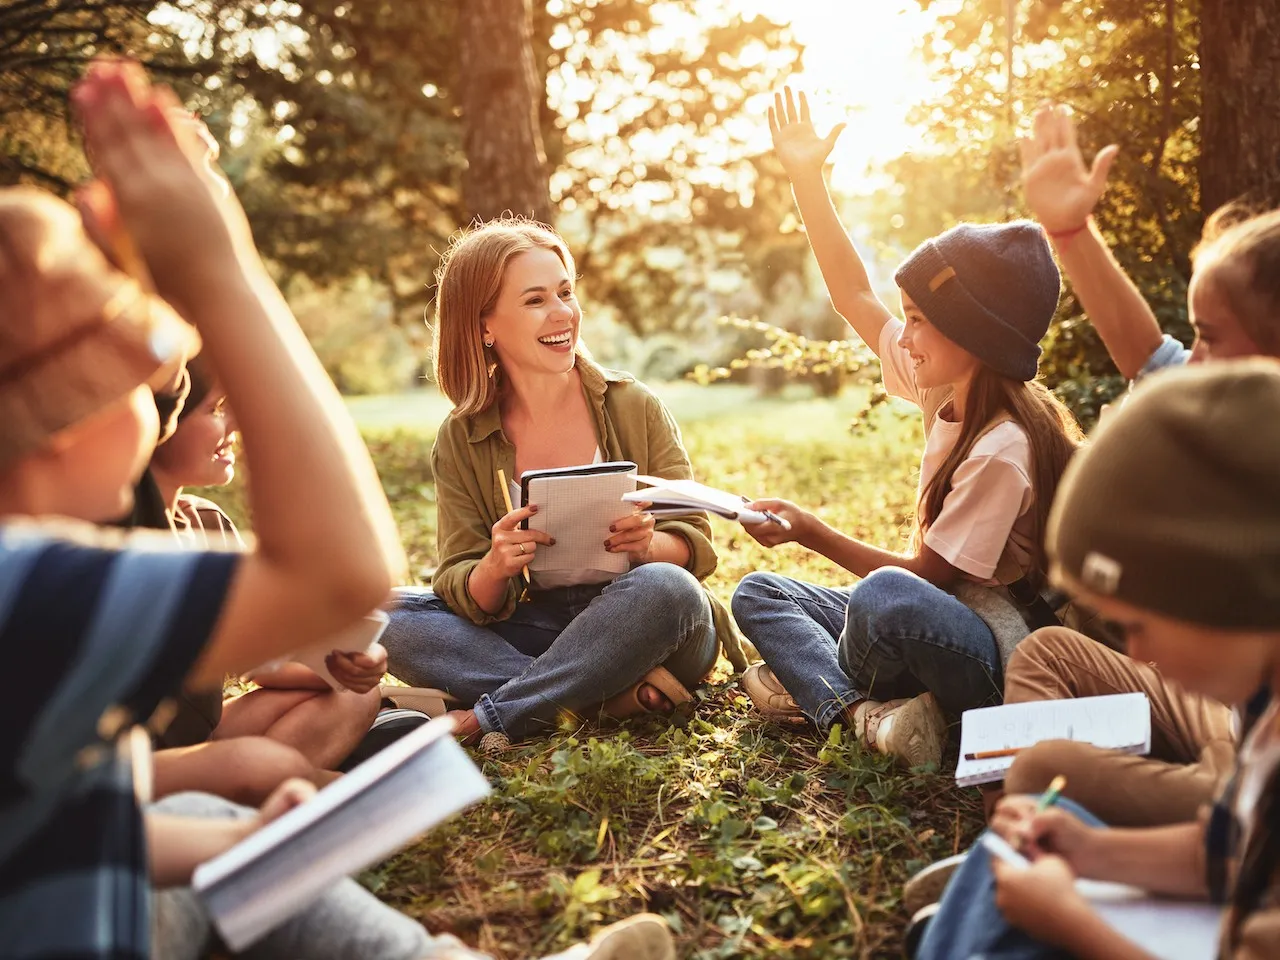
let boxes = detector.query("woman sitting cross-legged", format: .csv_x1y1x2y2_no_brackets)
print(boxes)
149,354,384,804
382,218,749,747
731,88,1084,769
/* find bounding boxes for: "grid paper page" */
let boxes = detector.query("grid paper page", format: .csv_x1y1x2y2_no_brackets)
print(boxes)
955,692,1151,786
525,472,636,578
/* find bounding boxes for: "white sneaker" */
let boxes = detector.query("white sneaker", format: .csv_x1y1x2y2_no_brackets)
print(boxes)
538,914,675,960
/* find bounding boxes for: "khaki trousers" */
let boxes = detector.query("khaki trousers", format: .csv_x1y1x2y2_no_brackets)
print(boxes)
1001,627,1236,826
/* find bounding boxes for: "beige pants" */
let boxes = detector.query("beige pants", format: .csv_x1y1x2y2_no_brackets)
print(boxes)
1001,627,1236,826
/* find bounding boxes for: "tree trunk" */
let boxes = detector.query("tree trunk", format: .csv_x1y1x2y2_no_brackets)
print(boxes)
1200,0,1280,211
458,0,554,224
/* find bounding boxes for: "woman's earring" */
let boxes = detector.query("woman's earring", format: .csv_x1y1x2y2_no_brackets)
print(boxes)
483,336,497,378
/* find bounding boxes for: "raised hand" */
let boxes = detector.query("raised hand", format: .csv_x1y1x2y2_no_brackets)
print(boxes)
71,60,241,310
769,86,846,181
1018,103,1118,234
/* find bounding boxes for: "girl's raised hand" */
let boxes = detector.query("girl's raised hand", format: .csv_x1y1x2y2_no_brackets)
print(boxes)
1018,103,1118,234
769,87,846,180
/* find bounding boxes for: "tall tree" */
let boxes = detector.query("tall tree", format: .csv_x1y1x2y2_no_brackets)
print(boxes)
459,0,552,223
1199,0,1280,209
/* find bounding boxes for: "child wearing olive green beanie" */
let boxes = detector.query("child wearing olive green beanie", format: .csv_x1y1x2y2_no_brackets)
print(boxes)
915,359,1280,960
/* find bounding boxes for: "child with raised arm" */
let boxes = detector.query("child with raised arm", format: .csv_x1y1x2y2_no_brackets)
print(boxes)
989,105,1280,823
0,61,672,960
732,88,1083,768
915,360,1280,960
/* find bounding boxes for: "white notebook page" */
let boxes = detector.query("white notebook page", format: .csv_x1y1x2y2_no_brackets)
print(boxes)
524,471,636,578
955,693,1151,785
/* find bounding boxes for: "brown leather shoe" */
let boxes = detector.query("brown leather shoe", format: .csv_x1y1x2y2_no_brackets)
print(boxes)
740,663,807,724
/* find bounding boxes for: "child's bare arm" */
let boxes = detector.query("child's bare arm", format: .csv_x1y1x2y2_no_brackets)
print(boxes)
770,88,894,352
74,62,406,687
147,778,315,887
1019,104,1165,381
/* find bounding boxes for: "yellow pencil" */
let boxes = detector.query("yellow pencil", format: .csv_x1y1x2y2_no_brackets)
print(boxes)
497,468,532,588
1036,774,1067,812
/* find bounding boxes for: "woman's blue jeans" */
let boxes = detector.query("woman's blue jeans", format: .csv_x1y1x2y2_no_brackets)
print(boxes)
731,567,1002,730
382,562,719,740
916,797,1104,960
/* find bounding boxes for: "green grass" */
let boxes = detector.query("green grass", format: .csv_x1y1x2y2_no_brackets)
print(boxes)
202,385,983,959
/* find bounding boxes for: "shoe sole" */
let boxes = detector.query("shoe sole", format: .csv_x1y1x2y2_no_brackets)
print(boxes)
884,692,946,769
584,916,674,960
902,853,964,915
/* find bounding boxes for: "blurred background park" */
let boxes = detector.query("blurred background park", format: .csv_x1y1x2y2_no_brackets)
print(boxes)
6,1,1279,956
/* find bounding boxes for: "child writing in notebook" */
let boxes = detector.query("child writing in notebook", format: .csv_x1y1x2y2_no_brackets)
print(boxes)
380,218,751,747
915,360,1280,960
989,104,1280,824
731,88,1083,768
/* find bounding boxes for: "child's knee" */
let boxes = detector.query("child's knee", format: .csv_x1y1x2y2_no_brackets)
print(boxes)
843,566,927,636
731,570,788,623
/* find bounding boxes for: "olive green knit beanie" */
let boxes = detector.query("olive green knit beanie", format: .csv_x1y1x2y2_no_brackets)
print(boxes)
1047,359,1280,630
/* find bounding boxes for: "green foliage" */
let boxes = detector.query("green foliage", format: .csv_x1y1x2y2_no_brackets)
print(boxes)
897,0,1202,421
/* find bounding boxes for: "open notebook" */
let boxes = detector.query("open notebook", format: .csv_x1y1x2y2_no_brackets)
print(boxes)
624,476,782,525
520,461,636,584
983,833,1222,959
193,716,490,951
955,693,1151,786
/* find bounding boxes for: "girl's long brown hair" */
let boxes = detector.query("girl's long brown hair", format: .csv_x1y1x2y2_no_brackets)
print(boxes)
915,366,1084,590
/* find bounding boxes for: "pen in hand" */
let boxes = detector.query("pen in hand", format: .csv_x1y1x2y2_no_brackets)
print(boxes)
740,495,792,531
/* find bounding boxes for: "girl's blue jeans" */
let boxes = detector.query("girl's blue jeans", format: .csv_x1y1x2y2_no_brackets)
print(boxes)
382,562,719,740
731,567,1002,730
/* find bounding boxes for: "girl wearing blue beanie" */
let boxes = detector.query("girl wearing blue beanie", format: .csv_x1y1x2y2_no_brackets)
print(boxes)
731,88,1084,769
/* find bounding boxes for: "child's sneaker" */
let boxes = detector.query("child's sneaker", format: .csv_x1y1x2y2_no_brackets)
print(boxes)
740,663,806,724
853,692,946,769
539,914,675,960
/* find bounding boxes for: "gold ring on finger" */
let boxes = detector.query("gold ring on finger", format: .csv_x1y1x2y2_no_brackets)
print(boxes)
518,542,527,555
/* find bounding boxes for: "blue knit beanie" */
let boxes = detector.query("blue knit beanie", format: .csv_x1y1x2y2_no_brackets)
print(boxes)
893,220,1060,381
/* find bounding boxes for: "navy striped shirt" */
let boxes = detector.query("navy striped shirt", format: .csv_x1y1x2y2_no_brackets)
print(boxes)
0,522,237,959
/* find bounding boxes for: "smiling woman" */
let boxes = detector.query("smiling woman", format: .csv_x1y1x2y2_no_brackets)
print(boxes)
379,218,751,749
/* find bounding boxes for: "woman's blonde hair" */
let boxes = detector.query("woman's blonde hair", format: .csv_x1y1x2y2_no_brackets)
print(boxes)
1191,201,1280,357
432,218,578,418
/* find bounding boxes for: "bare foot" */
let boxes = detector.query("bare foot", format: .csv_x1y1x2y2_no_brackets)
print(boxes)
636,683,675,713
445,709,482,745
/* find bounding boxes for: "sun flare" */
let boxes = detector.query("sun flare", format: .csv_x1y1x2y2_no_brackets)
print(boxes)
734,0,952,193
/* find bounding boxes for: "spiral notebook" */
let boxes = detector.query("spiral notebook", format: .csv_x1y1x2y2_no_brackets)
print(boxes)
954,693,1151,786
519,461,637,583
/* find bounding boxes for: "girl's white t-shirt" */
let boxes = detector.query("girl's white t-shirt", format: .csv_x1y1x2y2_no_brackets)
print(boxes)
878,319,1037,586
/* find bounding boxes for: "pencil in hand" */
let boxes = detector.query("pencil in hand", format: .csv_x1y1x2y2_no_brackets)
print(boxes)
497,468,531,587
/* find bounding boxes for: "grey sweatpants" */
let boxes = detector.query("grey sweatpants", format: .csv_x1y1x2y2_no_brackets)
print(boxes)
150,792,490,960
